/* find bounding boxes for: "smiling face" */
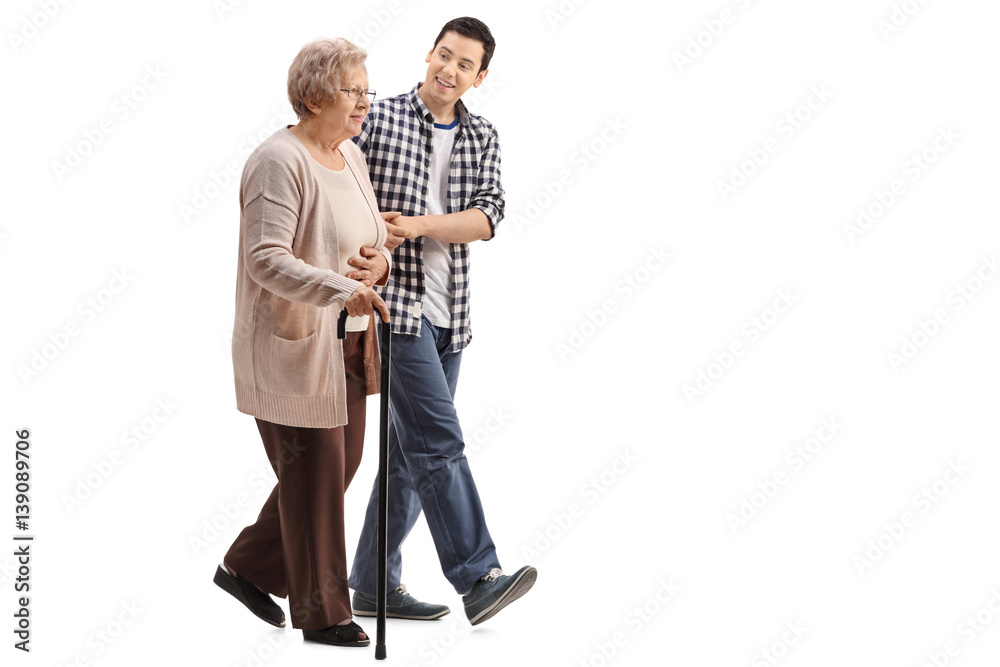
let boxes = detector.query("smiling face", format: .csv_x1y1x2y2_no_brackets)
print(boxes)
307,64,370,146
420,31,488,117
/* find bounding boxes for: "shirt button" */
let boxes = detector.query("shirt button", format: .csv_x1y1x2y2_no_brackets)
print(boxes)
424,160,429,167
422,188,427,195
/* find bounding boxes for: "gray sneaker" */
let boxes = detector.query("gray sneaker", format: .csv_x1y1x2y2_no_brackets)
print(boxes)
463,566,537,626
352,584,451,620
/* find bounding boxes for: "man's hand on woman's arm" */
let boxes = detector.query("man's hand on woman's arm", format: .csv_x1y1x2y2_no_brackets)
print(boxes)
381,211,405,250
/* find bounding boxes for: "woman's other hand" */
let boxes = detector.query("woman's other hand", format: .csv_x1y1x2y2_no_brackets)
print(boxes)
346,246,389,286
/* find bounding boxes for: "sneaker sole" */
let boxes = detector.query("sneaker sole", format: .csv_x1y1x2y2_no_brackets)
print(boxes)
468,567,537,626
353,608,451,620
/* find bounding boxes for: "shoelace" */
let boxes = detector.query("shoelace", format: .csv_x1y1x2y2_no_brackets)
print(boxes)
394,584,409,596
481,568,502,582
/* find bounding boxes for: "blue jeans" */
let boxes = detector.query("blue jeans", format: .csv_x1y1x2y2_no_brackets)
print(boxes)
349,317,500,595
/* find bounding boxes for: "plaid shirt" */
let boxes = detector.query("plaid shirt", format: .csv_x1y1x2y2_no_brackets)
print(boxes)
352,84,504,352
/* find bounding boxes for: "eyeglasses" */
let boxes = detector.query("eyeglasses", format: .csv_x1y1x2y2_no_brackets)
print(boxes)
339,87,376,102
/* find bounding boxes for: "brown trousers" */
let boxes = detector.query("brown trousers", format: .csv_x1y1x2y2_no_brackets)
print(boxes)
225,331,366,630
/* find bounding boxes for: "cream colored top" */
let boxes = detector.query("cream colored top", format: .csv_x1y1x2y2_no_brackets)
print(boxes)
312,160,380,332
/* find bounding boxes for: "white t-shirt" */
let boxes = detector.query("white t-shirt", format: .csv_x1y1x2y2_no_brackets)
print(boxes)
422,119,458,328
312,158,380,332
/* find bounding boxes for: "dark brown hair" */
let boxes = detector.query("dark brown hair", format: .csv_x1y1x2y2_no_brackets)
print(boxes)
433,17,495,74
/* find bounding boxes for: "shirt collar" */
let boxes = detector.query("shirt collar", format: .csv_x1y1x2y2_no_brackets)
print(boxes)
407,83,469,126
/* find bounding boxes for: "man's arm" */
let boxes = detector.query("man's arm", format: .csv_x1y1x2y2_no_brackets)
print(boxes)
391,208,491,244
386,125,504,244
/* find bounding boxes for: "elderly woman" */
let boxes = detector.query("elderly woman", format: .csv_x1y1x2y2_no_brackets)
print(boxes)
212,37,390,647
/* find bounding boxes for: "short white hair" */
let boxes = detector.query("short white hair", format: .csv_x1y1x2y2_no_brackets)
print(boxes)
287,37,367,121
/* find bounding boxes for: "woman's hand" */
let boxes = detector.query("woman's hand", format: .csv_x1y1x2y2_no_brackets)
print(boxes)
346,246,389,287
345,284,390,322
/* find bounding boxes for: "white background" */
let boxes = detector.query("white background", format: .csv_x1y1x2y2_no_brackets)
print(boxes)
3,0,1000,665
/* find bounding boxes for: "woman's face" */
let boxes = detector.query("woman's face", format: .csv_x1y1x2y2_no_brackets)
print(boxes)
311,65,370,144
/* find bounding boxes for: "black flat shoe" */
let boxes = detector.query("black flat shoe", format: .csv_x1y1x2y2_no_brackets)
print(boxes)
213,564,285,627
302,621,370,647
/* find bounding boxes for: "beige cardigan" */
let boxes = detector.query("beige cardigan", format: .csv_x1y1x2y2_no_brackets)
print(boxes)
232,127,390,428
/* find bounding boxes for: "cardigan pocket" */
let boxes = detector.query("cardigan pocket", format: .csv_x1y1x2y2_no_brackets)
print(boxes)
255,331,331,398
273,331,315,343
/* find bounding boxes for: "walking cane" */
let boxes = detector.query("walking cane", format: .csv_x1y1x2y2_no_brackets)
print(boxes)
338,308,390,660
374,310,390,660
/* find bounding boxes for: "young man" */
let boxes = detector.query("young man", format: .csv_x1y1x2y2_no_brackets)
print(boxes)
348,17,536,626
